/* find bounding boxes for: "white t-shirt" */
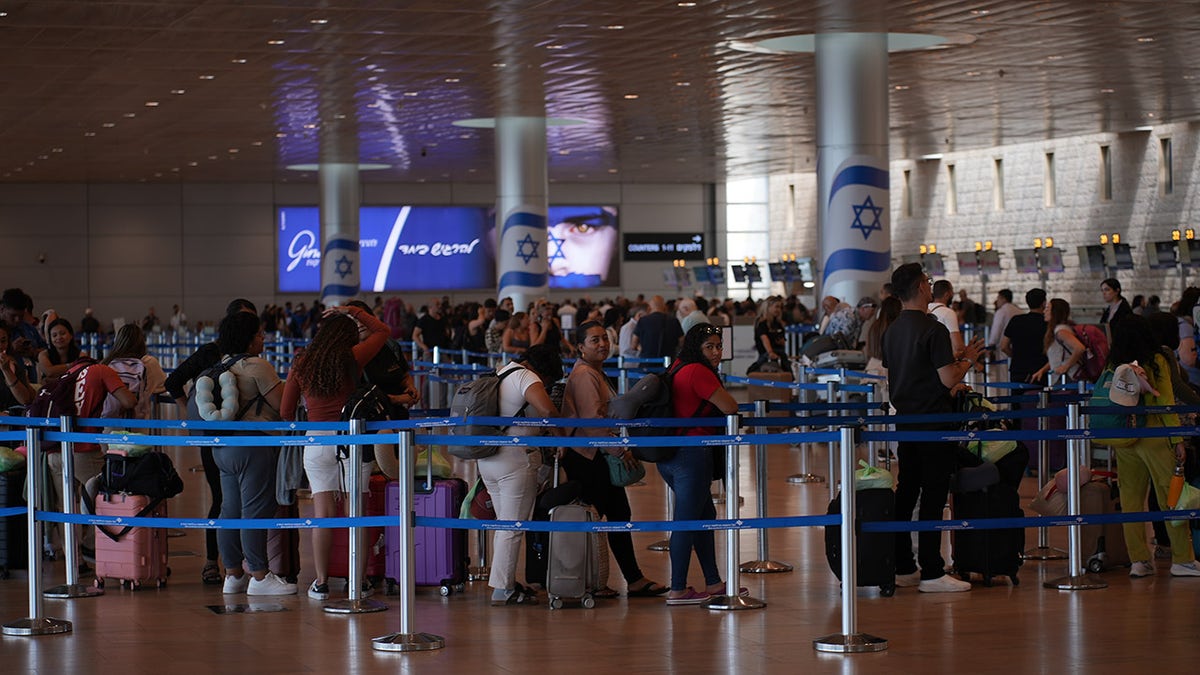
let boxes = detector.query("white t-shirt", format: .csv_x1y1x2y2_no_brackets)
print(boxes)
230,356,282,423
619,318,638,357
989,302,1021,347
1046,324,1081,380
498,362,542,436
928,302,960,335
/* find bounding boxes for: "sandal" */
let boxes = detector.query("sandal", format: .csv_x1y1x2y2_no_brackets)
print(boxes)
627,581,669,597
594,586,619,599
201,562,222,586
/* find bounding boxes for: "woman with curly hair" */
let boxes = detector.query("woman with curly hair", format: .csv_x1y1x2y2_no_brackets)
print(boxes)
280,304,389,601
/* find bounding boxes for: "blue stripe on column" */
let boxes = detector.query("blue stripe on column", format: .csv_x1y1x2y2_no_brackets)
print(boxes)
501,211,546,237
498,271,547,289
828,165,889,207
324,239,358,253
322,283,360,297
822,248,893,282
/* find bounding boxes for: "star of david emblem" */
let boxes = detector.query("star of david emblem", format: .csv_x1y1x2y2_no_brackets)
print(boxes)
515,233,540,264
547,231,566,263
850,196,883,240
335,255,353,278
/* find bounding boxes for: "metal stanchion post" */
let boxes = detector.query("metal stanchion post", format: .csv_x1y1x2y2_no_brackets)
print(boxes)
373,430,445,651
815,425,887,653
617,356,628,394
3,426,72,636
705,415,765,610
789,365,824,484
865,383,877,469
643,421,671,552
465,457,490,581
741,400,793,574
44,416,103,599
1044,401,1106,590
826,381,839,501
1024,388,1066,560
326,418,388,614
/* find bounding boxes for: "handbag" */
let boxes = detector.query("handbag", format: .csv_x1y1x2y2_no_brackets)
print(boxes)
605,452,646,487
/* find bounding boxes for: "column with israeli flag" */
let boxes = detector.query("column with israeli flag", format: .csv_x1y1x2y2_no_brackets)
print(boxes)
319,162,361,306
816,32,891,303
495,116,549,311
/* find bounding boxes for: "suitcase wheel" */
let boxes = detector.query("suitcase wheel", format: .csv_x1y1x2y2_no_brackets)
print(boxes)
581,594,595,609
879,584,895,597
157,578,167,589
439,585,452,597
1086,558,1104,574
549,596,564,610
454,583,466,594
94,578,105,590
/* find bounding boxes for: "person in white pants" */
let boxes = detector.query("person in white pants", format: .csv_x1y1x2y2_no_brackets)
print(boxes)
477,344,562,606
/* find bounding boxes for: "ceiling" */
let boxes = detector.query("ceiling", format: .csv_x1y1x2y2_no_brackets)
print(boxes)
1,0,1198,185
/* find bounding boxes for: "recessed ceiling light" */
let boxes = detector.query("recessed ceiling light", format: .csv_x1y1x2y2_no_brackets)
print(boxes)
965,71,981,76
333,113,346,119
101,122,115,128
231,58,247,64
310,18,328,25
971,9,989,15
84,132,96,137
188,161,199,166
171,89,186,95
251,140,263,146
123,112,137,118
459,133,472,139
603,24,624,30
154,172,162,177
276,132,287,138
37,155,47,160
546,44,565,50
0,12,7,17
676,81,690,87
677,2,697,6
607,169,618,174
268,39,285,45
208,155,218,160
445,77,460,83
894,84,910,90
52,148,62,153
559,150,571,155
228,148,239,153
145,101,159,107
303,123,317,129
403,91,419,97
1137,36,1155,43
677,127,689,132
1100,87,1115,93
623,94,639,99
199,74,215,80
492,62,506,68
634,135,644,140
1046,55,1064,60
468,168,477,173
171,167,179,172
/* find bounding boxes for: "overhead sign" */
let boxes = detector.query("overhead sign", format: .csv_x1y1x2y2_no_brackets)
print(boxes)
622,232,705,261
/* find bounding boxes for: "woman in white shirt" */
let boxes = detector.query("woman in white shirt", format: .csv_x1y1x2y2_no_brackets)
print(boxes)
1032,298,1086,383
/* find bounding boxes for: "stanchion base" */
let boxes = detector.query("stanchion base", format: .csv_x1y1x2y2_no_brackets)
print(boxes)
703,594,766,611
1043,574,1108,590
710,495,744,506
323,598,389,614
1021,546,1068,561
371,632,446,652
788,473,825,484
647,539,670,552
44,583,104,599
740,560,794,574
2,617,73,636
468,566,490,581
813,633,888,653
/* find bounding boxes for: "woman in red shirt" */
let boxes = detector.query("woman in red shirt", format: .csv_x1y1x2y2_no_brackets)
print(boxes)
280,304,388,601
660,324,740,605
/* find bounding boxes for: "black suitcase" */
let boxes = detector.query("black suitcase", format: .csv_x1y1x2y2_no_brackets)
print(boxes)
0,469,27,579
950,444,1029,586
825,487,896,596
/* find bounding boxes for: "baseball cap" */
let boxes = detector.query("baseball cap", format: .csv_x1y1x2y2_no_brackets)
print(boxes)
1109,363,1141,407
857,297,877,308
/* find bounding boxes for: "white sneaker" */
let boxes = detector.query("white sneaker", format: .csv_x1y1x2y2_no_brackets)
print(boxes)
1170,561,1200,577
223,573,250,594
918,575,971,593
1129,560,1156,578
248,572,299,596
895,571,921,588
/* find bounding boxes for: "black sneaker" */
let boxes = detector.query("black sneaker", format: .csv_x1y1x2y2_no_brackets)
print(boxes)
307,580,330,600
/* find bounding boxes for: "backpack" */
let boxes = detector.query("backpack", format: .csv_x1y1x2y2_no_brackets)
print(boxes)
607,370,678,462
101,357,146,419
1072,324,1109,383
26,357,96,419
338,384,390,463
1088,367,1144,448
447,365,529,460
192,354,251,422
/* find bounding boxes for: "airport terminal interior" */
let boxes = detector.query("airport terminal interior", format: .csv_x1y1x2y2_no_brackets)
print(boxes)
5,1,1200,672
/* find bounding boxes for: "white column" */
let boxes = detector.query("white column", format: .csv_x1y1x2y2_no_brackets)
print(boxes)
320,162,361,306
495,116,549,311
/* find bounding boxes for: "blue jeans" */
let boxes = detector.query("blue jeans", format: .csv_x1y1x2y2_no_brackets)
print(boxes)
656,447,722,592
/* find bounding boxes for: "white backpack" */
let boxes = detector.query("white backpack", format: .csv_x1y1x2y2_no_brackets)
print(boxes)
102,357,147,419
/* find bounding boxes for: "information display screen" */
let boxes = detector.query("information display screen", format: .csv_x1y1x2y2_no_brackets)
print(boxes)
622,232,705,261
1013,249,1039,274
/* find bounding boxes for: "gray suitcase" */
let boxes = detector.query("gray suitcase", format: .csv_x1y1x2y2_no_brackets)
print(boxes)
1080,478,1130,572
546,503,599,609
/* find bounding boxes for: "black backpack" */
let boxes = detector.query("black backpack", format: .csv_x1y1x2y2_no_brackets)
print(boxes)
338,384,390,463
85,451,185,542
607,370,677,462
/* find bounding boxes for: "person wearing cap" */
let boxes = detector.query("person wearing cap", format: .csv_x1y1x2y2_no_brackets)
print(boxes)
855,297,878,349
1107,315,1200,578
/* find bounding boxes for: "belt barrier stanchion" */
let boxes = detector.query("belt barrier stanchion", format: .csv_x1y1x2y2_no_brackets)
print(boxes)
373,429,445,652
1024,388,1066,561
814,425,887,653
644,420,671,552
617,355,628,394
432,346,443,410
826,381,840,501
865,383,878,469
705,414,765,610
1044,400,1107,590
789,364,824,484
3,426,72,636
326,418,389,614
466,456,490,581
44,416,103,599
741,400,793,574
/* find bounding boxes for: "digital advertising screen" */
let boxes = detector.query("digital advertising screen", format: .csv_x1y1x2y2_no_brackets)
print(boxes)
277,206,496,293
547,206,620,289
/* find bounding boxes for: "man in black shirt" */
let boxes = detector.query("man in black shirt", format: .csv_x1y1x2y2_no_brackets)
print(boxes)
631,295,683,360
882,263,983,593
1000,288,1049,385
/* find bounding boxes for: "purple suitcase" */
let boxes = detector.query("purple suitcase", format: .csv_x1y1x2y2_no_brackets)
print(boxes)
385,478,467,595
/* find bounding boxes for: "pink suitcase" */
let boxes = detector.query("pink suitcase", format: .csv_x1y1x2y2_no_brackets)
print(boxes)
328,474,388,582
385,478,467,596
93,492,169,590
